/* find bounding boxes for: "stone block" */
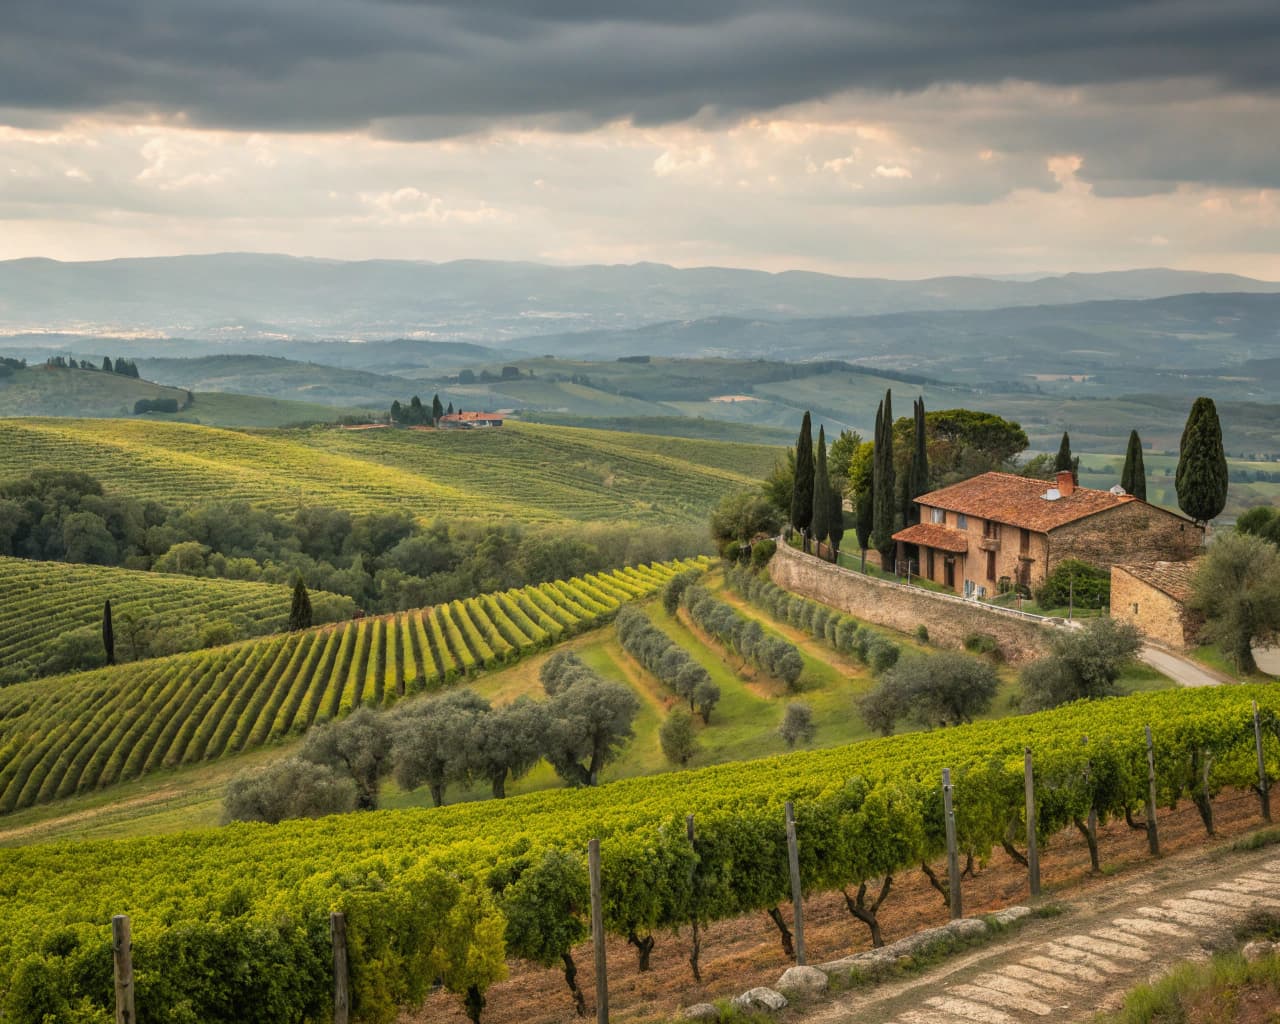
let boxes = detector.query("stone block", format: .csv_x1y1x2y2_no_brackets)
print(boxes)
732,987,788,1013
777,965,828,995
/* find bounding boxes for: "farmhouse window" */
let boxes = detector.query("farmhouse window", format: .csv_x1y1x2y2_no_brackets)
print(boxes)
983,521,1000,540
931,507,945,524
1020,528,1030,554
956,514,968,529
986,550,997,580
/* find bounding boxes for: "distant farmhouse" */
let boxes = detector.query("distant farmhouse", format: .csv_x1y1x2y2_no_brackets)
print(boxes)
438,411,504,429
893,470,1203,599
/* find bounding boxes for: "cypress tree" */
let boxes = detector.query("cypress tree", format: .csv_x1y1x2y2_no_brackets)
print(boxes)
432,393,444,425
390,399,403,423
811,426,831,551
902,396,929,526
871,390,896,564
101,356,112,373
791,411,814,547
1054,431,1073,473
289,580,313,632
409,395,425,424
1120,429,1147,500
828,474,845,559
102,599,115,666
1176,397,1229,525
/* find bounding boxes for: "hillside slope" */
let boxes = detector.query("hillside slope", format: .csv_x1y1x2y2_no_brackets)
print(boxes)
0,557,354,683
0,419,779,524
0,364,191,418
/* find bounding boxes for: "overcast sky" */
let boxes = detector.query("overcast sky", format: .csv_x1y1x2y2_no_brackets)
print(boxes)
2,0,1278,278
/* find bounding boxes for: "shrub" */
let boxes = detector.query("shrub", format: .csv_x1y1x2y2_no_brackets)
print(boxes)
915,624,929,644
750,538,777,567
859,652,1000,735
659,708,700,767
963,632,1001,658
865,635,900,675
834,617,859,655
1034,558,1110,610
1019,617,1143,711
224,757,357,823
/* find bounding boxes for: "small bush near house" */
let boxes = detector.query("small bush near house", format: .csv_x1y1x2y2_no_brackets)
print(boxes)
751,538,777,567
915,624,929,644
1035,558,1110,610
963,632,1002,660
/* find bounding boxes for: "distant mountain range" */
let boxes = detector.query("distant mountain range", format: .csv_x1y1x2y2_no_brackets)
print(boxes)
1,252,1276,342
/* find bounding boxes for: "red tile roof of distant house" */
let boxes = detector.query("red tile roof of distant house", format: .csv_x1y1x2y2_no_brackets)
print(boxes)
891,522,969,553
439,411,503,423
916,471,1141,533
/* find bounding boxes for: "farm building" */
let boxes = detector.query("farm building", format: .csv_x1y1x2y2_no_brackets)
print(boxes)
1111,560,1204,649
892,470,1203,599
438,411,504,429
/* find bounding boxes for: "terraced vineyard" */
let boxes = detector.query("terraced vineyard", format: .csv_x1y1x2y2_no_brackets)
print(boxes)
0,558,706,814
0,557,355,680
0,418,779,524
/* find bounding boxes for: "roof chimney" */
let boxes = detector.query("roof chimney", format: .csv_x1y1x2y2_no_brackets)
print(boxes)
1056,470,1075,497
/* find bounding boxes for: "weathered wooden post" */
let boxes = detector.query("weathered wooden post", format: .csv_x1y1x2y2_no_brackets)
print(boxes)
112,915,135,1024
785,801,806,965
331,912,350,1024
1024,748,1041,898
942,769,962,919
1145,725,1161,856
1254,701,1272,823
589,838,609,1024
687,813,702,982
1082,735,1099,872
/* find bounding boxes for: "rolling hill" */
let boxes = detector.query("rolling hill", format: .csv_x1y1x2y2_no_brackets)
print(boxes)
0,557,355,683
1,253,1275,341
0,418,780,524
0,364,192,418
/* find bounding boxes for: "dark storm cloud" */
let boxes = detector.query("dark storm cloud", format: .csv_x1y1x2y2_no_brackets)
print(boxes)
2,0,1279,135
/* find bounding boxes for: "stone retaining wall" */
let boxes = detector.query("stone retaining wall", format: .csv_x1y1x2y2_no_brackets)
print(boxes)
769,543,1054,664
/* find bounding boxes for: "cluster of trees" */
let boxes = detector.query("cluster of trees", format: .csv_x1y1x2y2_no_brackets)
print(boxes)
788,412,847,559
44,354,140,377
681,584,804,690
1019,618,1143,711
860,652,1000,735
390,393,447,425
0,356,25,378
615,602,719,724
456,366,523,385
0,470,706,613
725,564,902,676
227,657,643,822
133,397,182,415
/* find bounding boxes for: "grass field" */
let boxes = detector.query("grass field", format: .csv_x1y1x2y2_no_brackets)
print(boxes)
0,418,778,524
0,556,355,681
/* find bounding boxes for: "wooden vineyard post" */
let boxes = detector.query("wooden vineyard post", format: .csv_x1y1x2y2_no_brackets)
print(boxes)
1024,749,1041,898
1145,726,1161,856
1255,701,1272,823
942,769,962,920
112,915,135,1024
589,838,609,1024
331,912,350,1024
687,814,702,982
785,801,806,965
1082,735,1099,873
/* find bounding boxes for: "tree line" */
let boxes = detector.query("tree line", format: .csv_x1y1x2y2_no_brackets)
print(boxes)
0,469,706,615
390,393,448,425
44,354,141,377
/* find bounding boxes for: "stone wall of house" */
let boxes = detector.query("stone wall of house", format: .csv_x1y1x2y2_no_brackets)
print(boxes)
1049,502,1203,574
769,542,1054,663
1110,567,1201,649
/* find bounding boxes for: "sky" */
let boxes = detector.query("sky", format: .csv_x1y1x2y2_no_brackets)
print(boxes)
1,1,1279,278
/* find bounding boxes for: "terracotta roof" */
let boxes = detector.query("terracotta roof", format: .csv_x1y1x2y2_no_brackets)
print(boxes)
1114,560,1201,603
892,522,969,553
917,471,1137,533
440,411,503,422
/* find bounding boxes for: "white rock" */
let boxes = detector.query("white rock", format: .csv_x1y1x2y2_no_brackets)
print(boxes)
681,1003,719,1021
947,918,989,940
1242,940,1276,963
732,987,789,1012
777,965,829,995
991,905,1033,926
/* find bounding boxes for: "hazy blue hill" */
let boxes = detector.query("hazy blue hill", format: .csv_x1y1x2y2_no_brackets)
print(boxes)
1,253,1275,342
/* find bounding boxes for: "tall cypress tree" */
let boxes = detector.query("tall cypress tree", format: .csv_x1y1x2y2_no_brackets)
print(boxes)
1054,431,1073,472
1120,429,1147,500
901,397,929,526
102,599,115,666
811,426,831,552
828,475,845,559
871,390,896,564
432,394,444,425
791,411,815,546
1176,397,1228,525
289,580,313,632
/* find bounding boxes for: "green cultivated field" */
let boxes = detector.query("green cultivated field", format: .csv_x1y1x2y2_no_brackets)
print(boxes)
0,559,705,815
0,418,778,524
0,557,355,681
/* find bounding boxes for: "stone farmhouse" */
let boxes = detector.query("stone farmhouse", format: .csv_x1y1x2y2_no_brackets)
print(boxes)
892,470,1203,599
1110,560,1204,650
438,411,504,429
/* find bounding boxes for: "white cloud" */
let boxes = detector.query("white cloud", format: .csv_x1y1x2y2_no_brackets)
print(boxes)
873,164,912,179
